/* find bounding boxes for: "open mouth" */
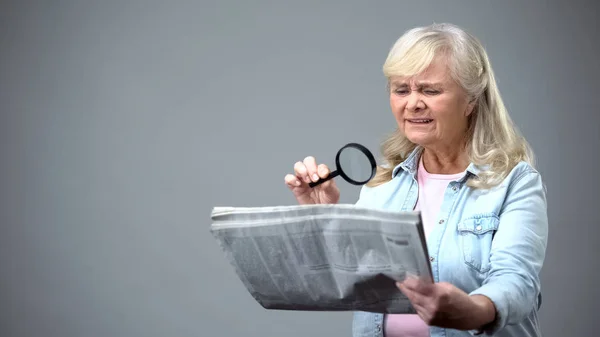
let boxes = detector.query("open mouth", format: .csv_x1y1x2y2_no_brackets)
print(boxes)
407,119,433,124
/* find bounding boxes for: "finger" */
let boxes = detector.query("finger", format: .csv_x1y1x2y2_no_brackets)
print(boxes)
398,282,427,308
294,161,311,184
398,282,437,325
317,164,331,179
408,300,429,316
305,157,320,182
401,275,419,289
411,303,432,324
402,275,433,295
303,156,320,182
397,282,414,301
285,174,302,188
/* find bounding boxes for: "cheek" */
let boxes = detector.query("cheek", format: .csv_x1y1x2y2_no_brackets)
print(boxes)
426,98,444,113
390,97,405,118
428,98,455,121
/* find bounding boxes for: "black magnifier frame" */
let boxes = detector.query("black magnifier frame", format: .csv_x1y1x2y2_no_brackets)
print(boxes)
309,142,377,188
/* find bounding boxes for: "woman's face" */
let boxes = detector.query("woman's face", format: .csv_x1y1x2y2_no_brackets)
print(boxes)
389,57,475,150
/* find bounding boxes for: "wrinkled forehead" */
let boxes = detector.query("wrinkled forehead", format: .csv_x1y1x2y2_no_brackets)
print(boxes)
388,73,451,88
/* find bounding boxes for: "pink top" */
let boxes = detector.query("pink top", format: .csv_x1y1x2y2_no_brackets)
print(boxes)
384,156,465,337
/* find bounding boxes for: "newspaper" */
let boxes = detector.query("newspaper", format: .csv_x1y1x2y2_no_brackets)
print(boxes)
210,204,432,314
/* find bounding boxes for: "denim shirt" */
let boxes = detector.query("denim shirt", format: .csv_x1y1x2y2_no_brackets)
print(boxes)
352,146,548,337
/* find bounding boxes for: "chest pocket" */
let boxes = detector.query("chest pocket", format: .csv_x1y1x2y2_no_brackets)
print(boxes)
457,214,499,274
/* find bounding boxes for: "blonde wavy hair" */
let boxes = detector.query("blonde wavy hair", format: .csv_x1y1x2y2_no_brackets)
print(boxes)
367,23,535,189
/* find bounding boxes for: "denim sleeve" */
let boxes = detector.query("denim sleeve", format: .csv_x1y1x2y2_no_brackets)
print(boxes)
469,169,549,335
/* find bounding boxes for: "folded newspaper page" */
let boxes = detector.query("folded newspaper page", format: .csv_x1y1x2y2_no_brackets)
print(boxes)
210,204,432,314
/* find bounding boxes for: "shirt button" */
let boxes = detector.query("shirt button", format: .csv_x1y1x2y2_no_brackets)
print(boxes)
430,256,435,262
376,324,382,332
438,219,445,224
476,225,482,231
452,186,458,191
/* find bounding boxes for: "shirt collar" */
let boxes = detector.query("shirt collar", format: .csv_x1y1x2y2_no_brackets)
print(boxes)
391,146,483,181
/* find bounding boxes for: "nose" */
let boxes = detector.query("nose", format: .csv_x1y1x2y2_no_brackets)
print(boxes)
406,92,426,112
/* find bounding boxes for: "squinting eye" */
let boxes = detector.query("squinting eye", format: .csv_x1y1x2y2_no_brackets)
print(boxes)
395,89,409,95
424,90,440,95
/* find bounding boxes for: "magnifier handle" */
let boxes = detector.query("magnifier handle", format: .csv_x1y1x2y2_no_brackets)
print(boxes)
309,170,339,188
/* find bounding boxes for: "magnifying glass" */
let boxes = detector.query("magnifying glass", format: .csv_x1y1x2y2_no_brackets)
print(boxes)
309,142,377,188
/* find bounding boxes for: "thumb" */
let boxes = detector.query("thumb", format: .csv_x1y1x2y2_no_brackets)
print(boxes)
317,164,331,179
402,275,433,295
318,165,338,189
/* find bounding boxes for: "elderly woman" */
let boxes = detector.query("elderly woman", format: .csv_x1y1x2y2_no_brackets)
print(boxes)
285,23,548,337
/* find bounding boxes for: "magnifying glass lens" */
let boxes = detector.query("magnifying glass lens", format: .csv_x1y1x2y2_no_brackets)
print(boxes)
307,142,376,188
338,146,374,183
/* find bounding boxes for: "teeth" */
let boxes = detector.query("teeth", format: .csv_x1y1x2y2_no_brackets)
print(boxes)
411,119,432,123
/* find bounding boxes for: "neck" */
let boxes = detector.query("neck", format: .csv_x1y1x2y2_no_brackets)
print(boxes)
421,143,469,174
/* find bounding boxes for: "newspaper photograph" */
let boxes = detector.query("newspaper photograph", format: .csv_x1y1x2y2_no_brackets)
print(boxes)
210,204,432,314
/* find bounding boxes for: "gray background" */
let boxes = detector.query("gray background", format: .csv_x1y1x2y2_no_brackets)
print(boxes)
1,1,598,336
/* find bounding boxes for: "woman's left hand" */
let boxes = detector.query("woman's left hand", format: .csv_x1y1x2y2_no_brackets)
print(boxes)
397,276,496,331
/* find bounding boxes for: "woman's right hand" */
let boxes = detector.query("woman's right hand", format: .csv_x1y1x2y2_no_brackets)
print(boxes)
284,156,340,205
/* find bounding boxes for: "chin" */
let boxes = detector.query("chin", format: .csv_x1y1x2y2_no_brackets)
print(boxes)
405,133,433,146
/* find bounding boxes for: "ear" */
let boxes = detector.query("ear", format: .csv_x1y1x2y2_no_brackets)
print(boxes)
465,98,476,117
